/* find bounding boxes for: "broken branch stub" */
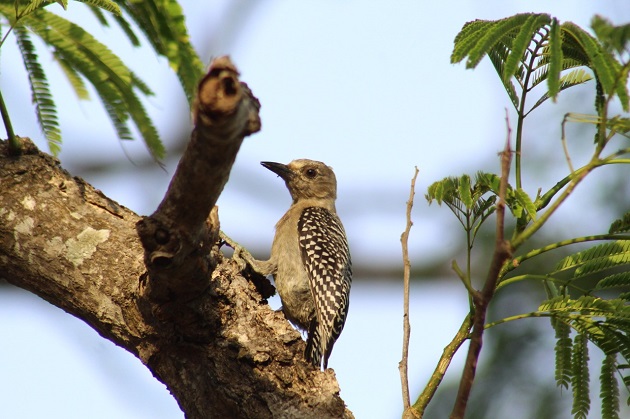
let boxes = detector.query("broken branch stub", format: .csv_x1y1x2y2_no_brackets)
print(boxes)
136,56,261,306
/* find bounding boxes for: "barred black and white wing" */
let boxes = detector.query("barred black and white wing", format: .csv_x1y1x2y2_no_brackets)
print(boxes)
298,206,352,369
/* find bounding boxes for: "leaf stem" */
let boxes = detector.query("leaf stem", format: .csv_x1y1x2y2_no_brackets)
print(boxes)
561,114,576,173
484,311,550,329
514,107,524,190
537,164,593,210
0,22,15,48
512,163,593,250
452,259,476,298
499,234,630,279
0,89,19,155
496,274,591,294
465,213,474,309
513,38,540,191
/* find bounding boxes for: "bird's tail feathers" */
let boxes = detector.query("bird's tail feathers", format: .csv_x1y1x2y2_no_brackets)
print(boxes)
305,319,338,370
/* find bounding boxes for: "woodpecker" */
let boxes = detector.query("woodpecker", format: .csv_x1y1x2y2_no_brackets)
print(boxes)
260,159,352,370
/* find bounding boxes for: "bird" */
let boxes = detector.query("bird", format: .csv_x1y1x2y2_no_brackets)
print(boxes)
258,159,352,370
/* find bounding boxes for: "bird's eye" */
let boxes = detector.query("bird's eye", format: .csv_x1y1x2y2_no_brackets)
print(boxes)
305,168,318,178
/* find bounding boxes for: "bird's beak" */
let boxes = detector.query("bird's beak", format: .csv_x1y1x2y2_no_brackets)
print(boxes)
261,161,294,181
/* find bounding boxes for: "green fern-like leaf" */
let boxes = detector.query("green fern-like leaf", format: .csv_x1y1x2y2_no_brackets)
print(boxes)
99,93,134,142
562,21,629,111
592,15,630,56
596,272,630,290
599,324,630,362
473,171,531,220
426,176,468,228
87,3,109,26
428,175,480,240
17,0,57,18
529,69,593,115
14,25,62,155
487,43,520,109
466,14,545,70
553,319,573,389
112,13,141,47
471,195,497,242
514,188,537,221
458,174,472,208
426,173,501,230
540,296,630,363
54,52,90,100
451,19,495,65
571,317,607,346
552,240,630,276
502,14,551,83
452,13,630,114
127,72,153,98
575,254,630,279
547,17,563,100
571,333,591,419
607,116,630,137
610,212,630,234
56,0,69,11
84,3,139,47
426,177,456,206
75,0,121,16
474,171,501,191
561,22,615,91
600,354,620,419
117,0,204,103
452,13,579,108
530,56,589,90
18,7,165,159
1,0,202,157
122,90,163,155
541,295,630,318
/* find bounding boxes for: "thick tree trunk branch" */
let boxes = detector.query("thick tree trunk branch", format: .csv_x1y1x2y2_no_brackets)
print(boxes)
1,57,352,419
136,57,261,304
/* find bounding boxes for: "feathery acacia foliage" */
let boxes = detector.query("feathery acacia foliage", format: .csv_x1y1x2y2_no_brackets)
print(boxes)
12,24,62,154
571,334,590,419
450,13,629,114
413,13,630,419
553,319,572,389
610,212,630,234
0,0,204,158
601,354,620,419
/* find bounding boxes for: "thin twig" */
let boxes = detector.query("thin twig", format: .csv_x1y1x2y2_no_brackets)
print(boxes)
450,113,514,419
400,166,419,414
451,259,476,297
412,314,472,417
561,113,575,173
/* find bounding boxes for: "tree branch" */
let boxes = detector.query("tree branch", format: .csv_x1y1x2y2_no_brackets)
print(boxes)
450,120,514,419
400,167,418,417
136,56,261,306
413,314,472,417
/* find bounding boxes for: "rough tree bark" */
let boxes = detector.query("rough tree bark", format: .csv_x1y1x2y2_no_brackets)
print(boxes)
0,57,352,419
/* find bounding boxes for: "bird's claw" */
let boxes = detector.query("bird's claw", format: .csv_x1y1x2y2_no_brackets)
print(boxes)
220,231,259,273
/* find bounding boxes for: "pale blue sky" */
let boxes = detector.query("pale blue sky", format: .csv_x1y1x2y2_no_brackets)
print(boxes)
1,1,628,418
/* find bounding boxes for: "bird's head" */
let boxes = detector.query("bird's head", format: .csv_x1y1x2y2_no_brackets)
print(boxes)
261,159,337,203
